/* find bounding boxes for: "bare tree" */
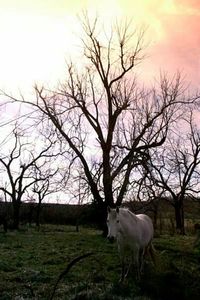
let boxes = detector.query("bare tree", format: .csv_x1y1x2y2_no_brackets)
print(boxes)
2,16,198,227
32,161,61,227
143,111,200,234
0,124,59,229
131,166,166,231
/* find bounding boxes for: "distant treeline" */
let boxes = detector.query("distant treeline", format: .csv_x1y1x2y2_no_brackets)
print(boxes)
0,202,93,227
0,197,200,229
0,201,152,228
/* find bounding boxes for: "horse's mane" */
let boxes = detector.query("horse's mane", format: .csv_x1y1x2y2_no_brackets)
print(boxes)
119,207,138,222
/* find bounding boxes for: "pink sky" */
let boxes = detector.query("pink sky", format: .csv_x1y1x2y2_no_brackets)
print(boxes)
0,0,199,92
149,5,200,87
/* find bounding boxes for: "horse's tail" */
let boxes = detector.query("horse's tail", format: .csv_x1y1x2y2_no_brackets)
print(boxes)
149,242,157,266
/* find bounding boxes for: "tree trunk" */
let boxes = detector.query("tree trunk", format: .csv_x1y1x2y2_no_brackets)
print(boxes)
174,201,185,235
181,204,185,235
36,201,42,227
12,201,21,230
153,207,158,231
92,201,108,236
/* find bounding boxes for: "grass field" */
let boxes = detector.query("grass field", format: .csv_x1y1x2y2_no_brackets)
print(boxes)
0,225,200,300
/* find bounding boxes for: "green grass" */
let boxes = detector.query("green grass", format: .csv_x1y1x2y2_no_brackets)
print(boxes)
0,225,200,300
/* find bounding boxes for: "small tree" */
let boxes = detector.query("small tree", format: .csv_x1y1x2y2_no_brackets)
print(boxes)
144,111,200,234
32,163,61,227
0,125,58,229
133,168,165,231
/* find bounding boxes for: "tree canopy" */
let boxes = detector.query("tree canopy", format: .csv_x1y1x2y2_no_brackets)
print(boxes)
1,15,199,214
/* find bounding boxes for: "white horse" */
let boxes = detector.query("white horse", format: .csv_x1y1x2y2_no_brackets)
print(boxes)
107,206,155,281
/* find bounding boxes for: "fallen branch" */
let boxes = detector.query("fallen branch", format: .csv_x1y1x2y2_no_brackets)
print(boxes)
49,252,94,300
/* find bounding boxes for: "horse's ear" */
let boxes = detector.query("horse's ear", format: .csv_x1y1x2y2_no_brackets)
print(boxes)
116,206,120,214
107,206,111,213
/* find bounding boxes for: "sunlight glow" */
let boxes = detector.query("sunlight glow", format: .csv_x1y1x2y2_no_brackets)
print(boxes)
0,0,199,93
0,11,81,92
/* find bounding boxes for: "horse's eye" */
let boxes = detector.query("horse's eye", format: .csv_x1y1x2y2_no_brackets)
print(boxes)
116,220,119,223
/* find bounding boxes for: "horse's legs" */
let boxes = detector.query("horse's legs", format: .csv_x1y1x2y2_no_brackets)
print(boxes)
139,242,156,275
131,247,141,280
119,245,147,281
124,256,132,279
138,248,145,274
149,242,156,266
119,249,132,282
120,256,125,282
118,245,126,283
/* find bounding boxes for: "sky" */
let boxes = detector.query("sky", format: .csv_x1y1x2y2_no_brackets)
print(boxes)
0,0,199,203
0,0,199,94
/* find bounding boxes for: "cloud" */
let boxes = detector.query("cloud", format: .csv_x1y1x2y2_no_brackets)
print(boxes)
138,1,200,87
176,0,200,13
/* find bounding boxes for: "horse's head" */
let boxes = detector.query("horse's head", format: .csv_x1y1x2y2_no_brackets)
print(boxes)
107,206,120,243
